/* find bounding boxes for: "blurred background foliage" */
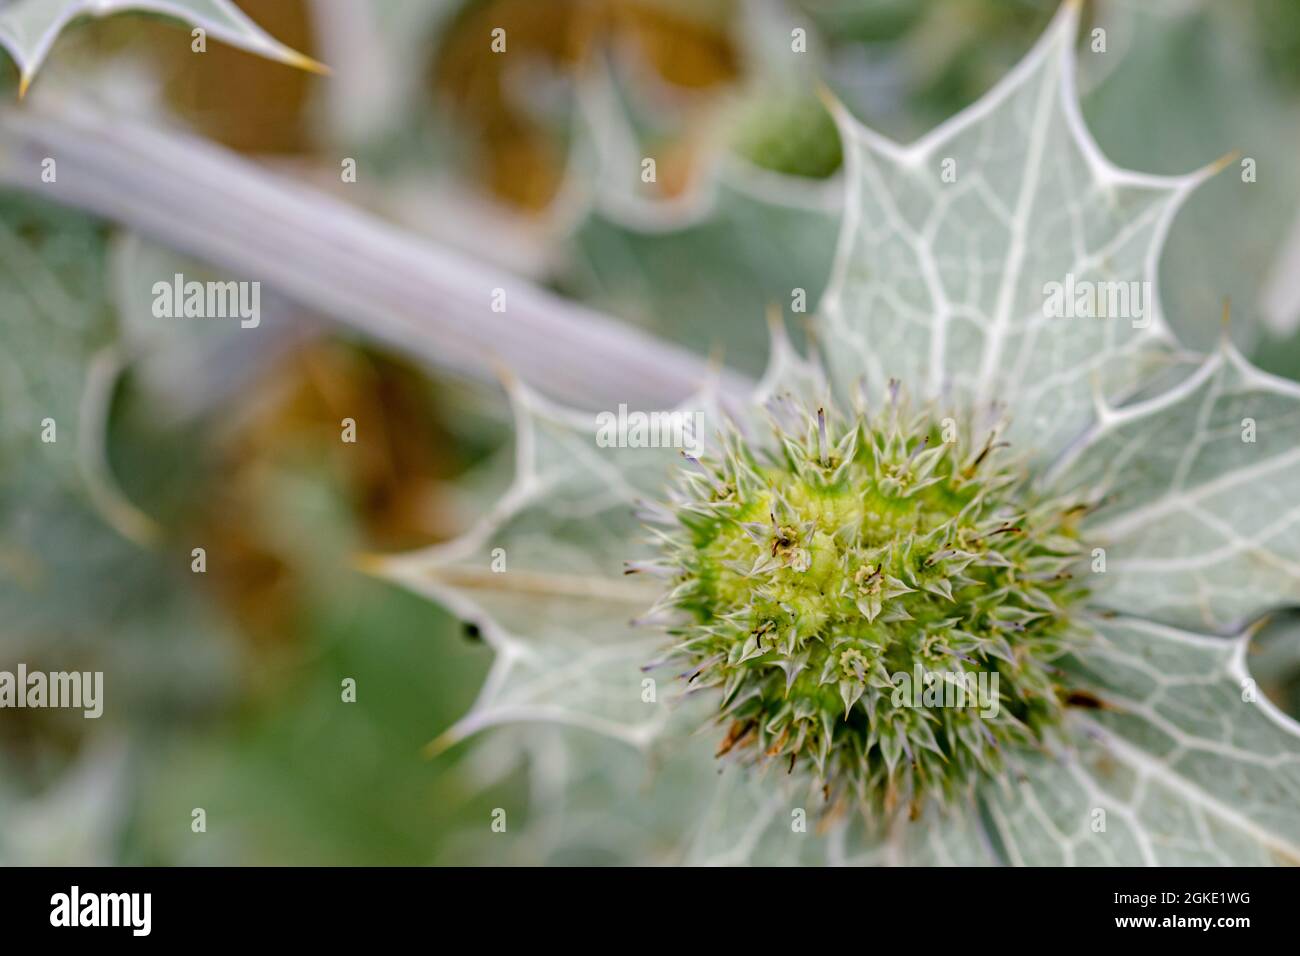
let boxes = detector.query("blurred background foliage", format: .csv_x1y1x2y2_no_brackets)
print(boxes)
2,0,1299,863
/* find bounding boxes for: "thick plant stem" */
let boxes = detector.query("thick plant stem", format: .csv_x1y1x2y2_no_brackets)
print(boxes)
0,101,750,410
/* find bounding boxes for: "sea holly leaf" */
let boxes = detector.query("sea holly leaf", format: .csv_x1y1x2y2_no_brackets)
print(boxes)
439,724,833,866
817,799,1002,866
563,165,840,377
984,615,1300,865
0,191,111,491
819,0,1214,463
674,750,834,866
891,803,1003,866
445,711,1007,865
1047,343,1300,634
0,192,156,546
557,44,840,377
370,377,721,753
1083,0,1300,352
0,194,236,691
0,0,325,96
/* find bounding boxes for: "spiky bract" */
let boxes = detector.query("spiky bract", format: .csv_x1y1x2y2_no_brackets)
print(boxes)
643,390,1090,816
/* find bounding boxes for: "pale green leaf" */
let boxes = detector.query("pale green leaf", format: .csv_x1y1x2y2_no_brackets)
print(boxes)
563,165,839,377
1048,344,1300,633
0,192,110,489
0,194,233,700
440,726,830,866
1085,0,1300,349
441,721,1009,865
0,193,156,545
819,0,1212,462
0,0,323,95
984,615,1300,865
561,48,840,378
372,378,719,753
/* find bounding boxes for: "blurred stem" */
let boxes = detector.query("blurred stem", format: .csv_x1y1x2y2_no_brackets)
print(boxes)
0,100,750,410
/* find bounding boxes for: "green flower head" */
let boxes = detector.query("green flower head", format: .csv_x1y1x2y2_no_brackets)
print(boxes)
651,390,1090,814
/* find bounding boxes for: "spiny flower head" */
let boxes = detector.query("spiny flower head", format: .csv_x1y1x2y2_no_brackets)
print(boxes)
641,386,1092,817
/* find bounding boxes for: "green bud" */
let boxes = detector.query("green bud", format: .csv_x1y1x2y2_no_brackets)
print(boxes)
641,386,1091,819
